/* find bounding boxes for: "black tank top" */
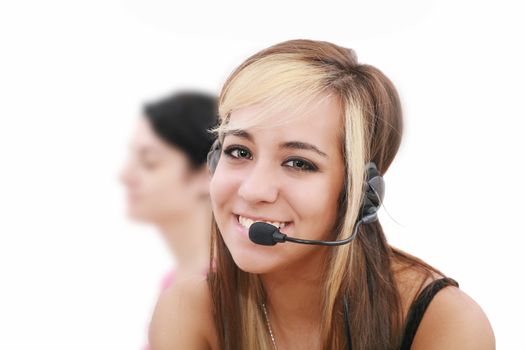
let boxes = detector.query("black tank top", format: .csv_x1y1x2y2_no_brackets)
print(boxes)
345,277,459,349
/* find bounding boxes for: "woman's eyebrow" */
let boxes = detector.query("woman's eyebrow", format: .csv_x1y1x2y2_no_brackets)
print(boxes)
138,146,160,158
223,130,328,158
279,141,328,158
223,129,253,141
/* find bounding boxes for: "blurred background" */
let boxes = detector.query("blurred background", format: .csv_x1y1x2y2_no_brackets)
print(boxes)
0,0,523,348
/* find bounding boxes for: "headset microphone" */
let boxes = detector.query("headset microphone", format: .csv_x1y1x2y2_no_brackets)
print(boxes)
249,219,367,246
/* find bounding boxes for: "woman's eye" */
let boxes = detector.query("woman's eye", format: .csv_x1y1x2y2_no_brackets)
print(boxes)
140,158,159,170
224,146,252,160
283,158,317,172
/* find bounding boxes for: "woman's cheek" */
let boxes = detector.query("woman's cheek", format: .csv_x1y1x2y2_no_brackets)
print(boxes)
210,169,235,211
209,175,223,213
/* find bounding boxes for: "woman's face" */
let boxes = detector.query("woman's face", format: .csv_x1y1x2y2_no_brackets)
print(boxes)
120,118,204,224
209,94,346,274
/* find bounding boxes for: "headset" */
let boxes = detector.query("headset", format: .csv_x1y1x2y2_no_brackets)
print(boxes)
207,138,222,176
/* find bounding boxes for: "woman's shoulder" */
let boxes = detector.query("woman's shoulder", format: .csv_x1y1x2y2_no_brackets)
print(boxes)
149,276,218,350
410,281,495,349
393,260,495,349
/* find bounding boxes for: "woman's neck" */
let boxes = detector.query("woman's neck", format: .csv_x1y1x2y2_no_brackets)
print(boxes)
261,247,327,347
156,201,211,278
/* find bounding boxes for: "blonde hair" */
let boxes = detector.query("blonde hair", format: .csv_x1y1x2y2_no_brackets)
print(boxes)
208,39,437,349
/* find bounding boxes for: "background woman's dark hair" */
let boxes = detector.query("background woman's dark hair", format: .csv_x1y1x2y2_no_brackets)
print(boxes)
144,92,218,168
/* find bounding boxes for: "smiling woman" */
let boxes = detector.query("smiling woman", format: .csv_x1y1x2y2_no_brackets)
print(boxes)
149,40,495,350
210,97,345,276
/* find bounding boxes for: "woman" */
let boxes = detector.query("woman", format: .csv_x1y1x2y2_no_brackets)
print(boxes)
150,40,495,349
120,91,217,281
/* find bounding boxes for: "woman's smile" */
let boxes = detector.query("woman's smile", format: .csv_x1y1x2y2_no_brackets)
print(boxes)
232,213,293,238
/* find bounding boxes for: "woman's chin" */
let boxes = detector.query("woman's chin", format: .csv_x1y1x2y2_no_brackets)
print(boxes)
229,250,280,275
126,208,145,221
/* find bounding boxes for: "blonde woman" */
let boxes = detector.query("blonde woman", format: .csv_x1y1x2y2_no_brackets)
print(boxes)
150,40,495,349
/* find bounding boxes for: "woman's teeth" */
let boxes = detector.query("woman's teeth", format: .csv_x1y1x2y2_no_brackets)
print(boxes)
238,215,287,230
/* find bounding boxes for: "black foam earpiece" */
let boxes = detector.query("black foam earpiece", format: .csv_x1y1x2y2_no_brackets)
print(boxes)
360,162,385,224
207,138,222,175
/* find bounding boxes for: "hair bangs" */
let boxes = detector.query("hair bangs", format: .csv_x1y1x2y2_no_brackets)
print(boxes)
213,54,334,138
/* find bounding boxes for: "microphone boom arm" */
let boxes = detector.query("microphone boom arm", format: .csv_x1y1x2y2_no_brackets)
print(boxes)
264,219,365,246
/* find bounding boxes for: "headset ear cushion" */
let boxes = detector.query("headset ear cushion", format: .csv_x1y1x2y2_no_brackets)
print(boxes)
360,162,385,222
207,139,222,175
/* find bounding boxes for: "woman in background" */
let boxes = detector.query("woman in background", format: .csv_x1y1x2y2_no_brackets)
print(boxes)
120,91,217,283
150,41,494,349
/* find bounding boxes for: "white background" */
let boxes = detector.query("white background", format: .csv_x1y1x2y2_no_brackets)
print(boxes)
0,0,523,348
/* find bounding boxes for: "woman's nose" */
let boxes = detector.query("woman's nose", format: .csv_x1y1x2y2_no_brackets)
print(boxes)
119,162,135,187
237,161,279,204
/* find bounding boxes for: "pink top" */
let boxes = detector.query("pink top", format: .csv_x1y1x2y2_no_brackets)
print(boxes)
159,270,176,292
142,270,176,350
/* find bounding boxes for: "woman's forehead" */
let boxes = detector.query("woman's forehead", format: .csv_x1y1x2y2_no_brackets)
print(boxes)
220,95,344,157
219,93,342,135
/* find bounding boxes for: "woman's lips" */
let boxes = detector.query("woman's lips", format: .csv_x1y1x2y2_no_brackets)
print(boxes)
126,193,141,204
233,215,250,238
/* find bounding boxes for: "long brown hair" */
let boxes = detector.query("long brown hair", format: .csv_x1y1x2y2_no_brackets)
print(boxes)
208,39,441,350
